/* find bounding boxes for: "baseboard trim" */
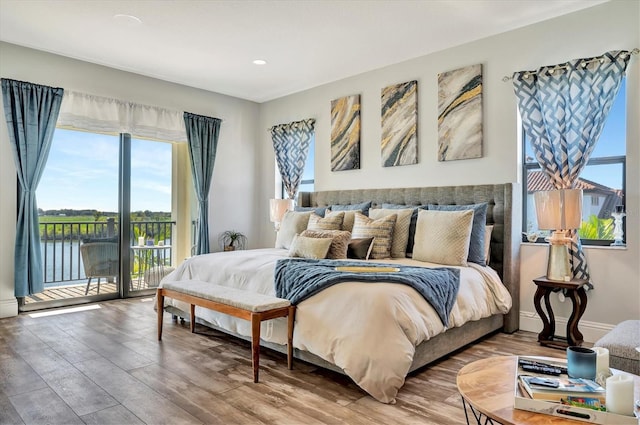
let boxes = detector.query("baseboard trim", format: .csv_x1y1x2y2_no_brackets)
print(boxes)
0,297,18,318
520,310,615,344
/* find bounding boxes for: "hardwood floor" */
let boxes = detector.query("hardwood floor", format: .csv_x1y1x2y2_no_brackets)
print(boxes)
0,298,563,425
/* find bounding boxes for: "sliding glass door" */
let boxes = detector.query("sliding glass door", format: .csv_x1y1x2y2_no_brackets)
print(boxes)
25,130,175,310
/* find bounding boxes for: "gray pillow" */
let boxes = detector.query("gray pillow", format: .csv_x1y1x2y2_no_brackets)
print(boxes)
347,237,374,260
381,203,428,255
428,203,488,266
275,211,312,249
295,206,327,217
330,201,372,216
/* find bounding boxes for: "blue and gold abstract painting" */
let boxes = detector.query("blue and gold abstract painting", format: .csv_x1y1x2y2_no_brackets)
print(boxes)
438,64,483,161
381,80,418,167
331,94,360,171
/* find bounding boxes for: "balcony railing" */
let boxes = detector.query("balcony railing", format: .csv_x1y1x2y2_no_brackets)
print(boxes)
40,218,175,286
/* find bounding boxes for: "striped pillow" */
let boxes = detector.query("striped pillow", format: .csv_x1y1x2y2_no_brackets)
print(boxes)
307,212,344,231
351,212,397,259
369,208,413,258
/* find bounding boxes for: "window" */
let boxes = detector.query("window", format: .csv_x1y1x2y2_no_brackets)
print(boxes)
523,79,626,245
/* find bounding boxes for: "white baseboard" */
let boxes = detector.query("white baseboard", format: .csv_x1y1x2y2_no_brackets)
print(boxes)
519,310,615,344
0,297,18,318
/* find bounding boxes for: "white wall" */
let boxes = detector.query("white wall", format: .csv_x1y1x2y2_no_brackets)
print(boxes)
257,1,640,341
0,42,260,317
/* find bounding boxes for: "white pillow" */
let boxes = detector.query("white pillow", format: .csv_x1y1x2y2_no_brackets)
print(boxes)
288,234,332,259
484,225,494,264
275,211,312,249
369,208,413,258
413,209,474,266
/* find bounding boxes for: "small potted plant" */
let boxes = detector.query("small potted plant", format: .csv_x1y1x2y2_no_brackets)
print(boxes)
218,230,247,251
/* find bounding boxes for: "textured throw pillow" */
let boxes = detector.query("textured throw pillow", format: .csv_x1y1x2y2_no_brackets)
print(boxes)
347,237,375,260
301,229,351,259
484,225,494,265
307,211,344,231
382,203,428,255
288,234,333,259
413,209,474,266
275,211,312,250
329,201,372,231
369,208,413,258
427,203,488,265
351,212,397,259
294,206,327,217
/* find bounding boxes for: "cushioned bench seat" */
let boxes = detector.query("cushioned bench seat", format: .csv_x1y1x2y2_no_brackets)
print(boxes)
157,280,295,382
593,320,640,375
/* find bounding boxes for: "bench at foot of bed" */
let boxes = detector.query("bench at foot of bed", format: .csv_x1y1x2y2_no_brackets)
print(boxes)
157,280,295,383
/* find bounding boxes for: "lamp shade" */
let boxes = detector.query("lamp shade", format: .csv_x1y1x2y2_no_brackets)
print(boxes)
534,189,583,230
269,198,294,223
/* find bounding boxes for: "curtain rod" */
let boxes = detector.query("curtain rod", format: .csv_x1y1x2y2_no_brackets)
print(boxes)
501,48,639,82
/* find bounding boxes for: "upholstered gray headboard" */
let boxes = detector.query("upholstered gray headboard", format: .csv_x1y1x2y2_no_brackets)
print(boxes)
299,183,521,332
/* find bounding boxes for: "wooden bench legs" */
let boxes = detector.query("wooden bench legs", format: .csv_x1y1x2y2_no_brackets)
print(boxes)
157,288,295,383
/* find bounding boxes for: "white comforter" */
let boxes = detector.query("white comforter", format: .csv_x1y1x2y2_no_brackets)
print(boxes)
158,248,512,403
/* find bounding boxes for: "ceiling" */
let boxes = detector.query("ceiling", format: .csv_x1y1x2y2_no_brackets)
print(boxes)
0,0,608,103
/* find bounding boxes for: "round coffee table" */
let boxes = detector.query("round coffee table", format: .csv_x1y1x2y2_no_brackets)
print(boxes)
456,355,639,425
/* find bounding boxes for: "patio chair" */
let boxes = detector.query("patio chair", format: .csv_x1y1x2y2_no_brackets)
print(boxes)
80,241,119,295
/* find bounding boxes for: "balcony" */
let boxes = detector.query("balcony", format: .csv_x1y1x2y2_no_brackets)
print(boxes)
26,218,176,304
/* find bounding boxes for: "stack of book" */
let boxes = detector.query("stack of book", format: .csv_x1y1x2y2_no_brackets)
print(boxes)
514,356,638,424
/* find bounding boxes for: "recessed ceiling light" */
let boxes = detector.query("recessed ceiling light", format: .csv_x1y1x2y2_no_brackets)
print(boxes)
253,59,267,65
113,14,143,26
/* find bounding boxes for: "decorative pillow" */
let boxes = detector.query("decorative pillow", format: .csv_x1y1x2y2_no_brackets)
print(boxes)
275,211,312,250
288,234,333,259
369,208,413,258
484,225,494,265
413,209,474,266
295,206,327,217
301,229,351,259
347,237,375,260
329,202,372,233
307,211,344,231
351,212,397,259
382,203,428,255
427,203,488,265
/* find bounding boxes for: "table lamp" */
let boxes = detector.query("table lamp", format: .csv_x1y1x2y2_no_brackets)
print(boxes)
269,198,294,231
534,189,582,281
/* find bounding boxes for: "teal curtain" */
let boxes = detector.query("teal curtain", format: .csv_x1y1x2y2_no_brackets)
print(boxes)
184,112,221,255
1,79,64,297
512,50,630,285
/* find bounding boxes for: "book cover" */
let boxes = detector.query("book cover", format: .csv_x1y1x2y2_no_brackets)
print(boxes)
519,375,606,403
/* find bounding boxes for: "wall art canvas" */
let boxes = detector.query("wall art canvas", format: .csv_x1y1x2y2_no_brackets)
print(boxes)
381,80,418,167
437,64,483,161
331,94,361,171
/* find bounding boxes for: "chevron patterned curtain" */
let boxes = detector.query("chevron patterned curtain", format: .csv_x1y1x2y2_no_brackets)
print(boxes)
270,119,316,199
513,50,631,285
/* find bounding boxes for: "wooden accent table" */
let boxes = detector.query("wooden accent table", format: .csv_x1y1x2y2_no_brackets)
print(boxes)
457,356,640,425
532,276,589,349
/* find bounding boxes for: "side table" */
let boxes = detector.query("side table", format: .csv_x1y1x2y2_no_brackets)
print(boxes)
533,276,589,349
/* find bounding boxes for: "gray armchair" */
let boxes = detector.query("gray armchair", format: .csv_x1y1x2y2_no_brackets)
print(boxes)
80,241,119,295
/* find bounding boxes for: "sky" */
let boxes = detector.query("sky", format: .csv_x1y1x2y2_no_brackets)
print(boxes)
38,130,172,212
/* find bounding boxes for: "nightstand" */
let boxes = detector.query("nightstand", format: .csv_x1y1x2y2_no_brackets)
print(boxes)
532,276,589,349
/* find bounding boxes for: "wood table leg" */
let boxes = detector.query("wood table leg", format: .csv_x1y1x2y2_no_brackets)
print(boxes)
566,288,587,346
157,289,164,341
251,313,261,383
533,286,552,343
190,304,196,333
287,306,296,370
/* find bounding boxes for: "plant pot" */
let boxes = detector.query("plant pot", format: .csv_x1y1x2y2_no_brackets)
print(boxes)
223,245,235,251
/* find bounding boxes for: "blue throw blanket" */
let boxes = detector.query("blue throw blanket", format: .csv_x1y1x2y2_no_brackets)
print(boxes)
274,259,460,326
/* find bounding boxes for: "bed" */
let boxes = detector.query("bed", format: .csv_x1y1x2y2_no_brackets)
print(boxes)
159,183,521,403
